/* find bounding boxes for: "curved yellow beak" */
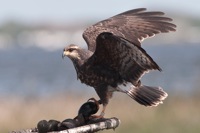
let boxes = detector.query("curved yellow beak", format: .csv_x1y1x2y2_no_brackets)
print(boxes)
62,51,70,59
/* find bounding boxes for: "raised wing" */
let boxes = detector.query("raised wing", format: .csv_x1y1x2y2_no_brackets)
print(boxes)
89,32,161,85
83,8,176,52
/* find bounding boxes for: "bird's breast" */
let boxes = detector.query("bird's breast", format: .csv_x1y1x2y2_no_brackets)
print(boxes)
77,70,116,88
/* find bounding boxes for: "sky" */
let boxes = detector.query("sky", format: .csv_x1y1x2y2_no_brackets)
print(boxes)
0,0,200,24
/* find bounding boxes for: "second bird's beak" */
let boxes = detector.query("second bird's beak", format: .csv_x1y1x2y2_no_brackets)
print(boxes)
62,50,69,59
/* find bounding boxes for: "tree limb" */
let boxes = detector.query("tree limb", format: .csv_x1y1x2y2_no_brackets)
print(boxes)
11,117,120,133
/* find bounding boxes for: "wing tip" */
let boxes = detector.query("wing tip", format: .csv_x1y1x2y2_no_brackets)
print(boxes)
118,8,147,16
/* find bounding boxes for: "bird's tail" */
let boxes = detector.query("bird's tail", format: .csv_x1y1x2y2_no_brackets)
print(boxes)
125,85,168,106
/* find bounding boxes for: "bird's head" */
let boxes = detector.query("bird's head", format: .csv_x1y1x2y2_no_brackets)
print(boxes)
62,44,81,61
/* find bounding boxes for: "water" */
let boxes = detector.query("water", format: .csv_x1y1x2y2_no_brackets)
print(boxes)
0,44,199,97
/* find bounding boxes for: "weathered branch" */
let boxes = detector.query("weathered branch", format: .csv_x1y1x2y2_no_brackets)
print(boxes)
11,117,120,133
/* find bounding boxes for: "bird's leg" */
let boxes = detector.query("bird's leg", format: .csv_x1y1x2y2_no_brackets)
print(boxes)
90,103,107,119
99,104,107,117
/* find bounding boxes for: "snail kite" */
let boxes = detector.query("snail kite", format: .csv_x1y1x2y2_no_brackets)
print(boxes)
62,8,176,117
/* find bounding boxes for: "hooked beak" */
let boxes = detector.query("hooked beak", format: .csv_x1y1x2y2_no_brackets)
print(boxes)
62,50,69,59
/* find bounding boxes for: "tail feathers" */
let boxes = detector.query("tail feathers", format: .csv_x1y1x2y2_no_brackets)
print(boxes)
126,85,168,106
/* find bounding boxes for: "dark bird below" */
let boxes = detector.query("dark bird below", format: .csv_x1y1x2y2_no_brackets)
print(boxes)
62,8,176,117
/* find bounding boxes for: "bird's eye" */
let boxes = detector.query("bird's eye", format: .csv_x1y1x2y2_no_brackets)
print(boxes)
68,48,73,52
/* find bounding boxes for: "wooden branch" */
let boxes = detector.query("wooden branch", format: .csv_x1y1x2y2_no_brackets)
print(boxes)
11,117,120,133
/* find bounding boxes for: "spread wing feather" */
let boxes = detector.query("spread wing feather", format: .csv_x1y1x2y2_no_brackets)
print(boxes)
83,8,176,52
89,32,161,84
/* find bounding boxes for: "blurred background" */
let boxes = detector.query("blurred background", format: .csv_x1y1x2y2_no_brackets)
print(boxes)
0,0,200,133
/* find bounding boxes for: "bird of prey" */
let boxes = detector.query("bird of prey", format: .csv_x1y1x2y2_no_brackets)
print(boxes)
62,8,176,117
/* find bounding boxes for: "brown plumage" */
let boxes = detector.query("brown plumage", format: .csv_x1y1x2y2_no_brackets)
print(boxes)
62,8,176,117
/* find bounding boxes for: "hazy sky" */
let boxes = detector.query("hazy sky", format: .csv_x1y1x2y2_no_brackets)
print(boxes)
0,0,200,24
